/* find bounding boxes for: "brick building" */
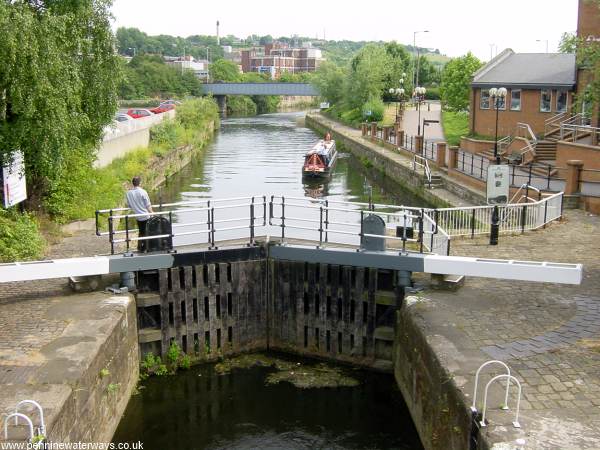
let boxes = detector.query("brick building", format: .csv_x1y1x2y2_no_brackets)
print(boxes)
576,0,600,127
241,43,323,78
469,50,576,137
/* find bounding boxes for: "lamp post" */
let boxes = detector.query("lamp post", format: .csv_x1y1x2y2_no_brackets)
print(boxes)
388,73,407,123
490,87,508,164
413,30,429,88
414,86,427,135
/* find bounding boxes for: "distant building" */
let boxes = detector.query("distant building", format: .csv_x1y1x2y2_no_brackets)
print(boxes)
165,56,210,81
241,42,324,79
469,50,576,136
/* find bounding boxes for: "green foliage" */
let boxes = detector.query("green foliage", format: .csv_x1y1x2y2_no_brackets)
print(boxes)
346,44,392,109
559,32,577,54
107,383,120,394
180,354,192,370
44,98,218,223
440,53,483,111
99,368,110,379
140,352,168,379
574,36,600,111
425,87,441,100
442,111,470,146
119,55,203,99
209,59,241,82
362,97,385,122
116,27,224,61
252,95,280,114
227,96,257,116
312,62,346,105
0,209,45,262
0,0,120,208
167,341,181,367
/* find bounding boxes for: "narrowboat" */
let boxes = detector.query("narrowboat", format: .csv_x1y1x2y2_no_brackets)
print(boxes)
302,140,337,178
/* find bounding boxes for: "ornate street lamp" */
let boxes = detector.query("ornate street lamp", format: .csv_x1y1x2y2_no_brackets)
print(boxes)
414,86,427,135
389,73,407,123
490,87,508,164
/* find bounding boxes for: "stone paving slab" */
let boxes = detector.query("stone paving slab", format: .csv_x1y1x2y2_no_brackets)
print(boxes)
412,210,600,449
0,292,134,443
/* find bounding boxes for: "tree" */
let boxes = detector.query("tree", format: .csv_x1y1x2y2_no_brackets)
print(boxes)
209,59,240,82
440,53,483,111
559,32,577,53
312,62,345,105
345,44,391,108
0,0,120,208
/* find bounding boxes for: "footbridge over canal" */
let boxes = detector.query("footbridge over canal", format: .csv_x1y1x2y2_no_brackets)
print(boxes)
201,82,319,114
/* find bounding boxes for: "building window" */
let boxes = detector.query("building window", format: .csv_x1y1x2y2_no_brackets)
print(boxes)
480,89,490,109
510,90,521,111
496,95,506,110
540,89,552,112
556,91,568,113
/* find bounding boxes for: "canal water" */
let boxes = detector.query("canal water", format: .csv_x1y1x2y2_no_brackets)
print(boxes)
113,354,424,450
114,112,427,449
156,111,432,247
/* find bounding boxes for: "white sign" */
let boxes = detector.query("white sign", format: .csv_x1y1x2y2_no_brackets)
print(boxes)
319,102,330,109
2,151,27,208
486,164,509,205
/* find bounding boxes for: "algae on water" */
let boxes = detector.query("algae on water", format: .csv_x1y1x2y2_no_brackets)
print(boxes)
214,353,360,389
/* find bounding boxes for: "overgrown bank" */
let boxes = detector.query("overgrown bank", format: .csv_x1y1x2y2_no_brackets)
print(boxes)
0,98,219,262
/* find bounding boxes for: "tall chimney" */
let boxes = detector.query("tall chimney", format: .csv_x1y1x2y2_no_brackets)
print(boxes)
216,20,220,46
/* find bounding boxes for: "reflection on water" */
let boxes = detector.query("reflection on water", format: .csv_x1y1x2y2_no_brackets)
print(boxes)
157,112,432,246
113,356,424,450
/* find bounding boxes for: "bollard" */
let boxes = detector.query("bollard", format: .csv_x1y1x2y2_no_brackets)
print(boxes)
120,271,136,291
490,205,499,245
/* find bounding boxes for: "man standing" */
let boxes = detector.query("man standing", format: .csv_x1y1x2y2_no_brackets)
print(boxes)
126,176,153,252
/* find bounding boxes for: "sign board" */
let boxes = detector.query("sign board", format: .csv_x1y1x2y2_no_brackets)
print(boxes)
319,102,330,109
2,151,27,208
486,164,509,205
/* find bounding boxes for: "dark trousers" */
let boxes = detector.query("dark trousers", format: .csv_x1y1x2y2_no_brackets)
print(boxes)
137,219,147,252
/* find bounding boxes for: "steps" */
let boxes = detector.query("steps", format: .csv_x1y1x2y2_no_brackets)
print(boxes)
426,174,443,189
535,140,557,161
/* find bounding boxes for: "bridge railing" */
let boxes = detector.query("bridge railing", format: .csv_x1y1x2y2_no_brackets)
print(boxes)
95,195,451,255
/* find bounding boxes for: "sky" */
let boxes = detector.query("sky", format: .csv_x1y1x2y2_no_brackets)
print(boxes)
111,0,579,61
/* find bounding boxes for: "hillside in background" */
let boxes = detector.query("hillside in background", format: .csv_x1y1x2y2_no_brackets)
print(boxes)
116,28,451,69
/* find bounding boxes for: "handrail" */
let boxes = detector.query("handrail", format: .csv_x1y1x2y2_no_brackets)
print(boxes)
413,155,432,187
481,374,523,429
516,122,537,145
95,191,564,254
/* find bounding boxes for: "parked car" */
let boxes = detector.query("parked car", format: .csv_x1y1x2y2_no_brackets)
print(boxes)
126,108,154,119
115,113,132,122
160,99,182,106
150,103,175,114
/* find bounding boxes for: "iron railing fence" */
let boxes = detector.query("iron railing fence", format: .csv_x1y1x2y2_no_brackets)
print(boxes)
432,192,563,237
455,150,566,192
95,192,564,255
96,195,452,256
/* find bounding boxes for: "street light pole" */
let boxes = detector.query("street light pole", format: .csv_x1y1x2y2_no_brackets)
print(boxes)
415,86,426,135
413,30,429,89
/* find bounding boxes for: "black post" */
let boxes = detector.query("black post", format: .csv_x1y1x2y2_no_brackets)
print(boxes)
95,210,100,236
168,211,174,251
490,205,499,245
250,199,255,245
281,196,285,240
319,206,323,246
125,215,130,252
325,199,329,243
521,204,527,234
108,210,114,255
471,208,476,239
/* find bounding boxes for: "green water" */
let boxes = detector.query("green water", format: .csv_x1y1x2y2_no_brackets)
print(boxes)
113,354,423,450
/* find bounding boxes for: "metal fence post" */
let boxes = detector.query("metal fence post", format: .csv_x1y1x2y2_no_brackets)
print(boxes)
319,206,323,246
419,209,424,253
169,211,174,251
281,196,286,241
210,208,216,248
471,208,476,239
95,210,101,236
325,200,329,243
108,214,115,255
250,197,255,245
521,204,527,234
125,215,130,252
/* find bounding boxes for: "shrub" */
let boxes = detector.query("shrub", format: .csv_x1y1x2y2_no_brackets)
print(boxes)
362,97,385,122
0,209,45,262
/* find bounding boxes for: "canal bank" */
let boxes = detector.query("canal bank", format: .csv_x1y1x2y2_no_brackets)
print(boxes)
305,113,482,208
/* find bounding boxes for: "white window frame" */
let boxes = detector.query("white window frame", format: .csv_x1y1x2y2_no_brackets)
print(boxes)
540,89,552,113
480,89,490,110
556,90,568,113
496,96,506,110
510,89,521,111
